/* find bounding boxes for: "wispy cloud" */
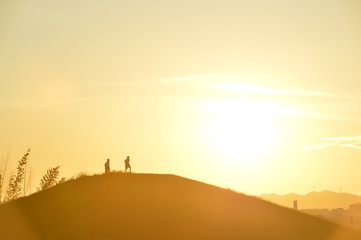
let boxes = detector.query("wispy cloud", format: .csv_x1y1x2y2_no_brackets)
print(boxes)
2,74,359,118
68,75,361,121
211,82,344,98
76,74,352,101
0,97,99,108
303,136,361,151
161,74,349,99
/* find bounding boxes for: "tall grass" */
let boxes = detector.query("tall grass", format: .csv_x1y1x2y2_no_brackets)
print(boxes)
37,166,60,191
4,149,30,202
0,149,11,203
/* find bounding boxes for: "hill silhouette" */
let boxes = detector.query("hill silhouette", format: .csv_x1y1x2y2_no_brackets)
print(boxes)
261,191,361,209
0,173,360,240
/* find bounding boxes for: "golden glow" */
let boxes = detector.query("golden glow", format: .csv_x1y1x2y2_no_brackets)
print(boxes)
1,0,361,195
203,100,291,169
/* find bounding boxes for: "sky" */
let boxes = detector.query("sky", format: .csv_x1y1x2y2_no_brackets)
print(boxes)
1,0,361,195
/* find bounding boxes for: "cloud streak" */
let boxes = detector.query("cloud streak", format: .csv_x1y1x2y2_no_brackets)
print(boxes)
81,74,347,100
76,75,354,103
162,74,350,99
0,97,99,108
303,136,361,151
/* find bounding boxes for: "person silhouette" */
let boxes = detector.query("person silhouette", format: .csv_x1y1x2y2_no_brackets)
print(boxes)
104,159,110,173
124,156,131,173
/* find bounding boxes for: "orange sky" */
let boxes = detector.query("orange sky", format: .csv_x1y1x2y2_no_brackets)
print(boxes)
1,0,361,195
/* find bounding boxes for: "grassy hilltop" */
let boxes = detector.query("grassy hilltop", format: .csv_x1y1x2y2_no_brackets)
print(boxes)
0,173,360,240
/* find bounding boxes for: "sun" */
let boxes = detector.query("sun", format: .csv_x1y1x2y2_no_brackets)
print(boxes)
203,100,291,169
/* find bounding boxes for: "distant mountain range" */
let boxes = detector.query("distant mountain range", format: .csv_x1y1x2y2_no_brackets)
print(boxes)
260,191,361,209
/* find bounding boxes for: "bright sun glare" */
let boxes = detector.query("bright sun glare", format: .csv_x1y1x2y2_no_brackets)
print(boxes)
204,100,293,169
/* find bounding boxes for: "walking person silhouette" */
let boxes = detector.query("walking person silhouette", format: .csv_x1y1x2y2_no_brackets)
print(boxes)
104,159,110,173
124,156,131,173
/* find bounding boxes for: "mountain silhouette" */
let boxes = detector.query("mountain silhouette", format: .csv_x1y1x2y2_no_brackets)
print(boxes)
261,191,361,209
0,173,360,240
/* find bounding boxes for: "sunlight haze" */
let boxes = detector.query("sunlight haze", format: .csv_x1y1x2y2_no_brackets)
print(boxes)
1,0,361,195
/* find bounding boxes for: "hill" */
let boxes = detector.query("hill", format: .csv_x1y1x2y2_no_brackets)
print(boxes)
0,173,360,240
260,191,361,209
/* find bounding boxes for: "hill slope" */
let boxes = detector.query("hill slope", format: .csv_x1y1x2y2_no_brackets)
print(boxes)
0,173,360,240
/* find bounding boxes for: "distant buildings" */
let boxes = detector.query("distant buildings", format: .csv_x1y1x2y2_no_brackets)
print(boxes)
300,203,361,229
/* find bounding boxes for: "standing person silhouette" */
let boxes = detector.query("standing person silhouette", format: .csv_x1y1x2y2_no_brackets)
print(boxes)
104,159,110,173
124,156,131,173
